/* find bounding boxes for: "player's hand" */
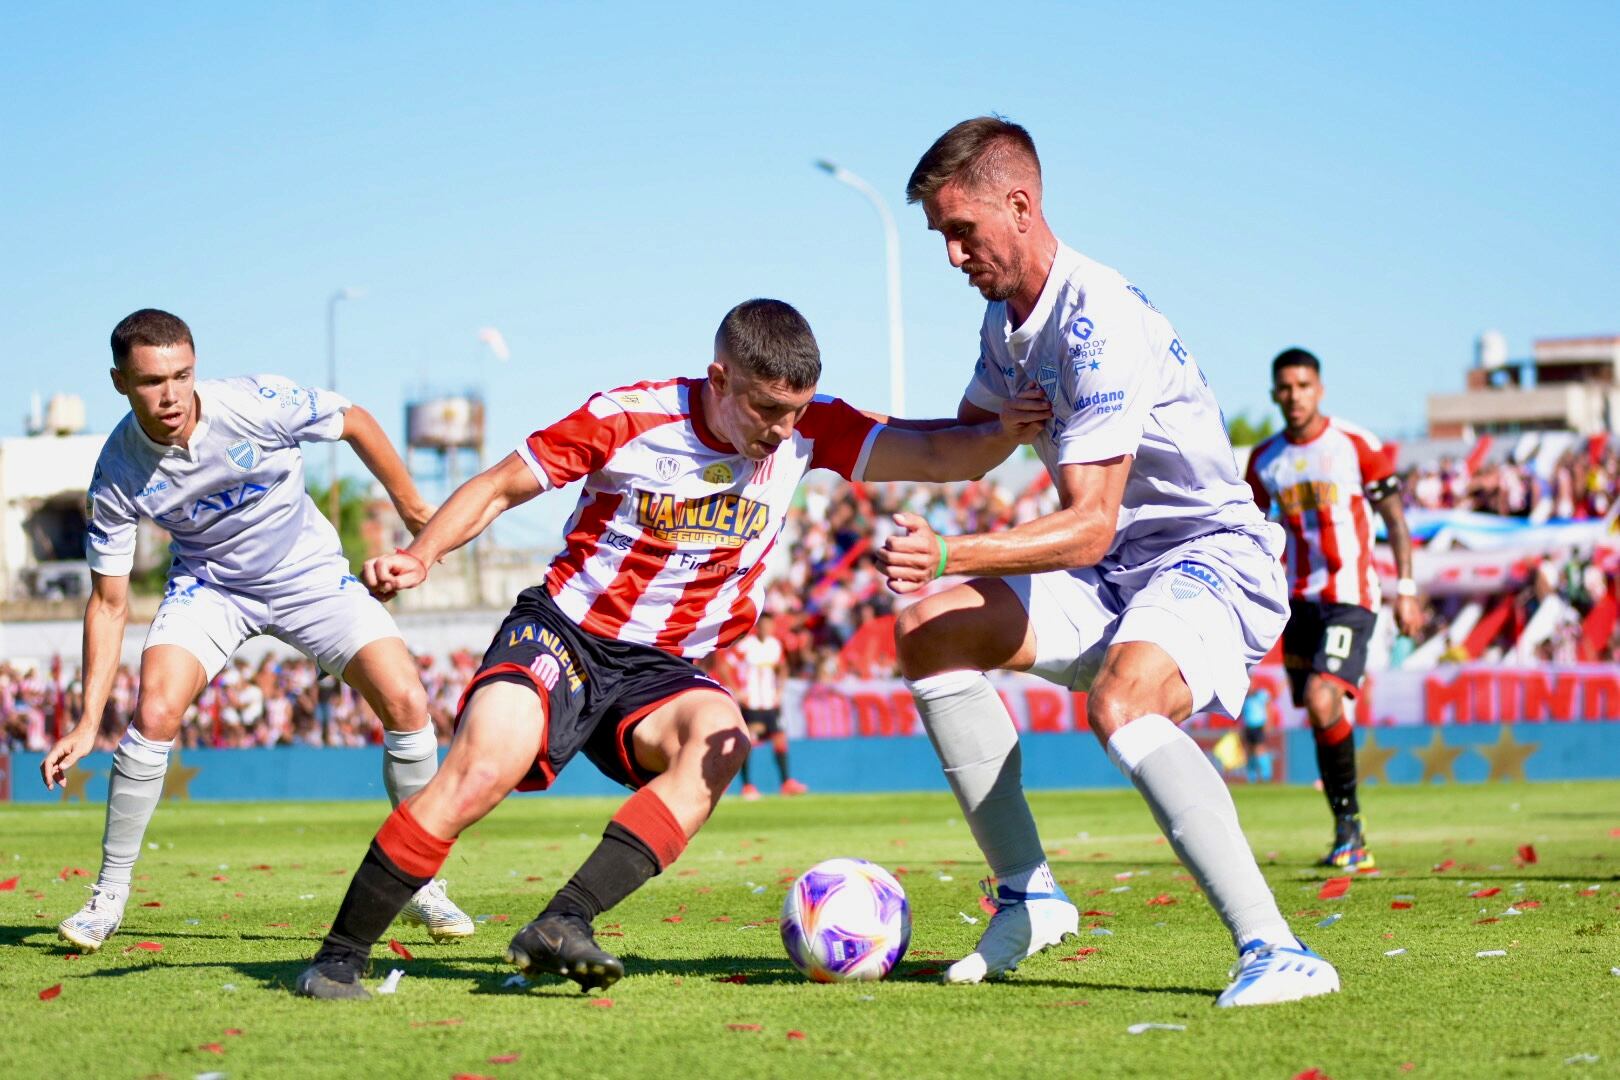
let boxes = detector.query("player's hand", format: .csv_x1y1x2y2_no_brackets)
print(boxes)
399,502,437,537
41,727,94,790
1000,384,1053,443
363,550,429,600
878,512,942,595
1394,594,1423,638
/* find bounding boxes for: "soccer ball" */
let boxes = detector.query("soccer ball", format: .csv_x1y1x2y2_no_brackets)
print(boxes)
779,858,911,982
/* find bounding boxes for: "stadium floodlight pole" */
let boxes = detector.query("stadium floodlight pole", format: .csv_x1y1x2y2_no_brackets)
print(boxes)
325,287,362,525
815,159,906,417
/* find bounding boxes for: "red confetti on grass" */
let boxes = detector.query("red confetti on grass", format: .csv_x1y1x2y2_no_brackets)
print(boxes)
787,1030,806,1040
590,999,614,1008
1058,947,1100,962
1292,1070,1332,1080
1391,901,1413,910
250,864,273,871
1469,888,1501,898
1146,893,1177,906
141,902,163,908
488,1053,521,1064
1516,844,1538,865
491,915,510,923
1050,1000,1090,1007
198,1043,224,1055
63,954,79,961
211,875,228,882
979,896,997,916
224,1029,244,1036
1517,900,1541,909
266,922,291,928
1082,910,1115,917
663,916,684,923
388,939,415,960
718,974,749,984
0,876,17,891
1475,918,1500,925
58,867,89,880
451,1074,494,1080
726,1024,763,1032
598,931,625,937
127,941,163,953
1433,859,1456,872
712,916,733,923
1317,877,1352,900
524,876,544,882
39,984,62,1001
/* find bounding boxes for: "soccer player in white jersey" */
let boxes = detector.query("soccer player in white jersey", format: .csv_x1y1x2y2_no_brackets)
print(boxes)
295,299,1048,998
1247,348,1421,869
876,118,1340,1006
42,309,473,951
733,614,801,799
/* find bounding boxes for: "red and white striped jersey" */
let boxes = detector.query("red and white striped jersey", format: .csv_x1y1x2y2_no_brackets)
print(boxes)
734,632,784,710
1245,417,1394,610
517,377,881,659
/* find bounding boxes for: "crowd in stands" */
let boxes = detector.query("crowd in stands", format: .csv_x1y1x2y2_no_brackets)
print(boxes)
6,438,1618,753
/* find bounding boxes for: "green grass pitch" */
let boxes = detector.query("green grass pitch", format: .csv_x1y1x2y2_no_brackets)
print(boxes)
4,781,1618,1079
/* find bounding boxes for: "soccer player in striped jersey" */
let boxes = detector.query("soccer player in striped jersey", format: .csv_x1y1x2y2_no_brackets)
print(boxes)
296,298,1050,998
733,614,801,799
1246,347,1422,869
44,309,473,952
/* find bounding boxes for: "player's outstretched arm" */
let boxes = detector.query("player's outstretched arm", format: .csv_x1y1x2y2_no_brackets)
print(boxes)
877,457,1128,593
42,571,129,789
1374,490,1423,636
862,386,1052,483
340,405,435,535
363,452,541,598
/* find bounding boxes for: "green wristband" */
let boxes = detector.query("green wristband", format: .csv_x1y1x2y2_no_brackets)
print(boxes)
935,535,949,580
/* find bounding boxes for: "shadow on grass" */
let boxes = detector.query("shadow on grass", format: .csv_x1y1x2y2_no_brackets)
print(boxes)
79,953,508,993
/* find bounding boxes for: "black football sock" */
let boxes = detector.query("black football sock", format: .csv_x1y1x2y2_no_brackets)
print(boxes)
774,746,791,784
740,751,753,787
542,822,661,924
321,841,430,957
1313,721,1360,821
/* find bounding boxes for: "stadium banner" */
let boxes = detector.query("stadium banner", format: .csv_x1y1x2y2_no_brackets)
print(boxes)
784,664,1620,738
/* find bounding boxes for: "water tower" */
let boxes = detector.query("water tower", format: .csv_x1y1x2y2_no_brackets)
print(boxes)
405,391,486,604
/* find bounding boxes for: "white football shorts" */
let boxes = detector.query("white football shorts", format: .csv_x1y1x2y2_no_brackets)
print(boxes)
143,559,402,679
1008,530,1288,718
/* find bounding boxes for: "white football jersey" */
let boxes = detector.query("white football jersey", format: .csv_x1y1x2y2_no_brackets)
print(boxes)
86,375,352,591
963,243,1281,572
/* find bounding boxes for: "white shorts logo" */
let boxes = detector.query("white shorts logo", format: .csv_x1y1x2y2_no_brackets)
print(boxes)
530,653,561,692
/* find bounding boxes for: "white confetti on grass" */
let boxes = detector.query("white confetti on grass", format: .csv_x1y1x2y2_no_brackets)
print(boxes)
1565,1054,1601,1066
1317,914,1342,928
1384,948,1407,957
957,912,979,925
502,974,530,989
1477,950,1507,958
376,969,404,994
1127,1023,1186,1035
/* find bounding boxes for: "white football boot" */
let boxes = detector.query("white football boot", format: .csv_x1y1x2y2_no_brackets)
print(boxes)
400,878,476,940
1216,938,1341,1007
945,879,1080,984
58,882,129,953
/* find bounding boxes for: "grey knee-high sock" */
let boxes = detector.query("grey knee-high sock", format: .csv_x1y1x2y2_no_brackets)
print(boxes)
98,728,173,888
382,725,440,807
909,671,1052,891
1108,714,1293,949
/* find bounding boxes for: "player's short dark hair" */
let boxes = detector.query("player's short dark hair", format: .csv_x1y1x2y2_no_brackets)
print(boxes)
906,116,1041,204
714,299,821,391
111,309,194,368
1271,347,1321,381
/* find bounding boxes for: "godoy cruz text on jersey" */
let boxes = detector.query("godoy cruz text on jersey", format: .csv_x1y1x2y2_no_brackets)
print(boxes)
633,489,769,548
1275,480,1341,516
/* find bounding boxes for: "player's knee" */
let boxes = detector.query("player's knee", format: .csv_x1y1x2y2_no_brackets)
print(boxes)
681,709,751,781
894,597,955,677
132,695,186,741
442,760,509,820
380,681,430,730
1303,680,1341,725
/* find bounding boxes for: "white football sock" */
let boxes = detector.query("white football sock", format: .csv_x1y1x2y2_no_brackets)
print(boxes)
908,670,1050,885
98,728,172,888
1108,714,1293,950
382,724,440,807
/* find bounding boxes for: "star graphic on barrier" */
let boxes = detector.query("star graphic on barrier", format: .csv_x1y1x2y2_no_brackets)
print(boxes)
60,765,98,803
1414,730,1465,784
1479,725,1538,782
162,753,201,801
1356,730,1399,784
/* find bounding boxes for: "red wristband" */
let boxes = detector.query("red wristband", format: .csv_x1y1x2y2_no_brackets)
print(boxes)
394,548,429,576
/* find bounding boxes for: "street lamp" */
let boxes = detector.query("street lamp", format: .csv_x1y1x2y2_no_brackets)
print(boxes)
815,159,906,417
325,287,362,525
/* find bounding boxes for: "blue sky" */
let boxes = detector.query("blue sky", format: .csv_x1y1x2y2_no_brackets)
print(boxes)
5,3,1617,542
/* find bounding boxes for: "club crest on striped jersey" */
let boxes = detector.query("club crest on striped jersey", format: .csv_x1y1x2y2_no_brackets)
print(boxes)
635,488,769,548
702,462,734,485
